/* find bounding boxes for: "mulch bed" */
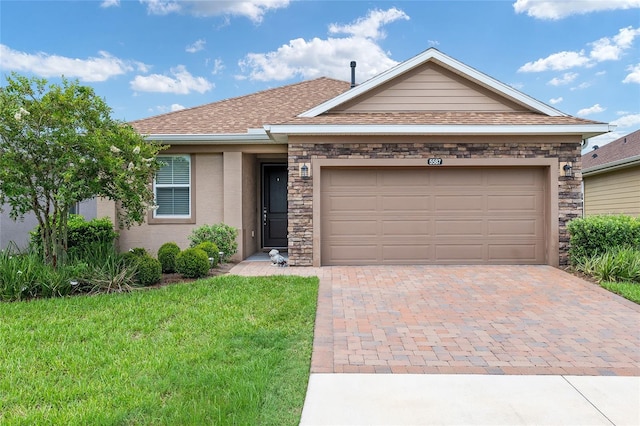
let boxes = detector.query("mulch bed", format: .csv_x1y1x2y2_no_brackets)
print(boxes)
151,262,236,288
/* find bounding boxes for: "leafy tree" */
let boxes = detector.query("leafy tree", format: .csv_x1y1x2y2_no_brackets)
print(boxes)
0,74,165,267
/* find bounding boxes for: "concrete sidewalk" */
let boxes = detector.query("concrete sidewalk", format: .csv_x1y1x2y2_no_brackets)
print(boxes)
300,374,640,425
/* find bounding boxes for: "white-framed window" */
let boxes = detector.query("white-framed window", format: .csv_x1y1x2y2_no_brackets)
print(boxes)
154,155,191,218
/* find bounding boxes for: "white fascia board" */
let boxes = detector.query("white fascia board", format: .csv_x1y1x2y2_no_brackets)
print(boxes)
583,154,640,176
143,132,274,144
299,48,567,118
265,123,612,138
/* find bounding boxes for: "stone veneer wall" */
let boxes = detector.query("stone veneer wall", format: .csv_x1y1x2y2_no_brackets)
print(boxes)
288,137,582,267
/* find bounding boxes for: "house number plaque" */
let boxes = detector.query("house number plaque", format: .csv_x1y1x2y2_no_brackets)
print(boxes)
427,158,443,166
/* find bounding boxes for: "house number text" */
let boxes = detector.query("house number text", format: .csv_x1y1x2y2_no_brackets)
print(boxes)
427,158,443,166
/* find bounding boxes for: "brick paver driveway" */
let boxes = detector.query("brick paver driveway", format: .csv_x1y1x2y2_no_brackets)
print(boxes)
231,263,640,376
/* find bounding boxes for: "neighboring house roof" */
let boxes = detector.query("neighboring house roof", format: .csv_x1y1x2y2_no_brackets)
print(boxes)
582,129,640,175
131,77,351,136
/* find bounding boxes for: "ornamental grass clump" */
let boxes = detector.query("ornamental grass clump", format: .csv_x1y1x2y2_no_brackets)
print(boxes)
157,242,181,273
175,248,210,279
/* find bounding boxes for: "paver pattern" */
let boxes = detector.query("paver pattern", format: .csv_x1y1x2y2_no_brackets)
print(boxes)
230,262,640,376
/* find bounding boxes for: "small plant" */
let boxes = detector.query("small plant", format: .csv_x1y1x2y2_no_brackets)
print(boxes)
136,255,162,286
128,247,148,257
573,246,640,284
175,248,210,279
194,241,219,268
158,242,181,273
188,223,238,262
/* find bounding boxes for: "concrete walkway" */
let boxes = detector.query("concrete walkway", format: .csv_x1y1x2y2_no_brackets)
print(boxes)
229,262,640,425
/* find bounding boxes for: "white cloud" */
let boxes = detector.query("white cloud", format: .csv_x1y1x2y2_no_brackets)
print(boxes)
101,0,120,7
238,8,409,82
130,65,214,94
549,97,563,105
210,58,225,75
611,113,640,127
328,7,409,40
571,81,593,91
623,63,640,83
186,39,206,53
0,44,143,82
519,26,640,72
577,103,605,116
519,51,590,72
548,72,578,86
140,0,290,23
513,0,640,20
171,103,186,111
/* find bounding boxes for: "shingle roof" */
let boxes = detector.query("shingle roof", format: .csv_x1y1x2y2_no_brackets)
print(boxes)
280,111,600,126
131,77,351,135
582,129,640,170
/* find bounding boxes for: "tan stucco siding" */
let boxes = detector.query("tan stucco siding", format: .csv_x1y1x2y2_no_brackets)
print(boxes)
584,166,640,216
116,153,224,256
336,63,528,113
242,155,258,258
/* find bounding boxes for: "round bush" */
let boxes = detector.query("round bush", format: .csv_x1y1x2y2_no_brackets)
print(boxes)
188,223,238,262
194,241,219,268
136,255,162,286
175,248,210,279
158,242,181,273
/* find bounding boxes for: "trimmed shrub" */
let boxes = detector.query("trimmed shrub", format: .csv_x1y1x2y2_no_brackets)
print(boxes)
128,247,148,257
194,241,219,268
31,215,118,255
568,215,640,263
158,242,181,273
175,248,210,279
136,255,162,286
188,223,238,262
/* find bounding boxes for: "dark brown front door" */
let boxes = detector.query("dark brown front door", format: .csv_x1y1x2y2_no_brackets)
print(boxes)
262,164,288,248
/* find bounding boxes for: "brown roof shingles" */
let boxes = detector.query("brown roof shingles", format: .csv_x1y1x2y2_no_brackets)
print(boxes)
280,111,602,126
131,77,351,135
582,129,640,170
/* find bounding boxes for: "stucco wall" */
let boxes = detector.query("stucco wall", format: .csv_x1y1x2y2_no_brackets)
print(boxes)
112,153,225,256
1,199,97,251
287,135,582,267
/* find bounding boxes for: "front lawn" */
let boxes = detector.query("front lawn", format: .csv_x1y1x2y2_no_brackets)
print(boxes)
600,281,640,304
0,275,318,425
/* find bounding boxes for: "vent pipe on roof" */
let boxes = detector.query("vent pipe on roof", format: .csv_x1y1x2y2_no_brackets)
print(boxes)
350,61,356,88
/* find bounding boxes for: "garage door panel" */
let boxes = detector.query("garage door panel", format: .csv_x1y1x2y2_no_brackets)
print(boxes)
435,244,484,262
321,167,547,265
326,196,377,212
433,169,485,186
382,219,431,236
487,194,540,211
381,196,431,211
435,219,484,236
382,245,432,263
488,219,539,236
326,220,378,236
435,195,484,211
486,170,540,186
488,243,544,263
380,169,430,186
323,244,378,264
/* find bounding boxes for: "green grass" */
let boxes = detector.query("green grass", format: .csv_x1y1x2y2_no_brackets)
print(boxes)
600,281,640,304
0,274,319,425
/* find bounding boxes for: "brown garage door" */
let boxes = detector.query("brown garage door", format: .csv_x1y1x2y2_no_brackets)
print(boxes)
321,167,546,265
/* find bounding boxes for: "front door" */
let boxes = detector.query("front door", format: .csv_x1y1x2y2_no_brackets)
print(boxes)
262,164,288,248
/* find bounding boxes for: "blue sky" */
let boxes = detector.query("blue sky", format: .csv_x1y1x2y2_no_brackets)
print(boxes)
1,0,639,148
